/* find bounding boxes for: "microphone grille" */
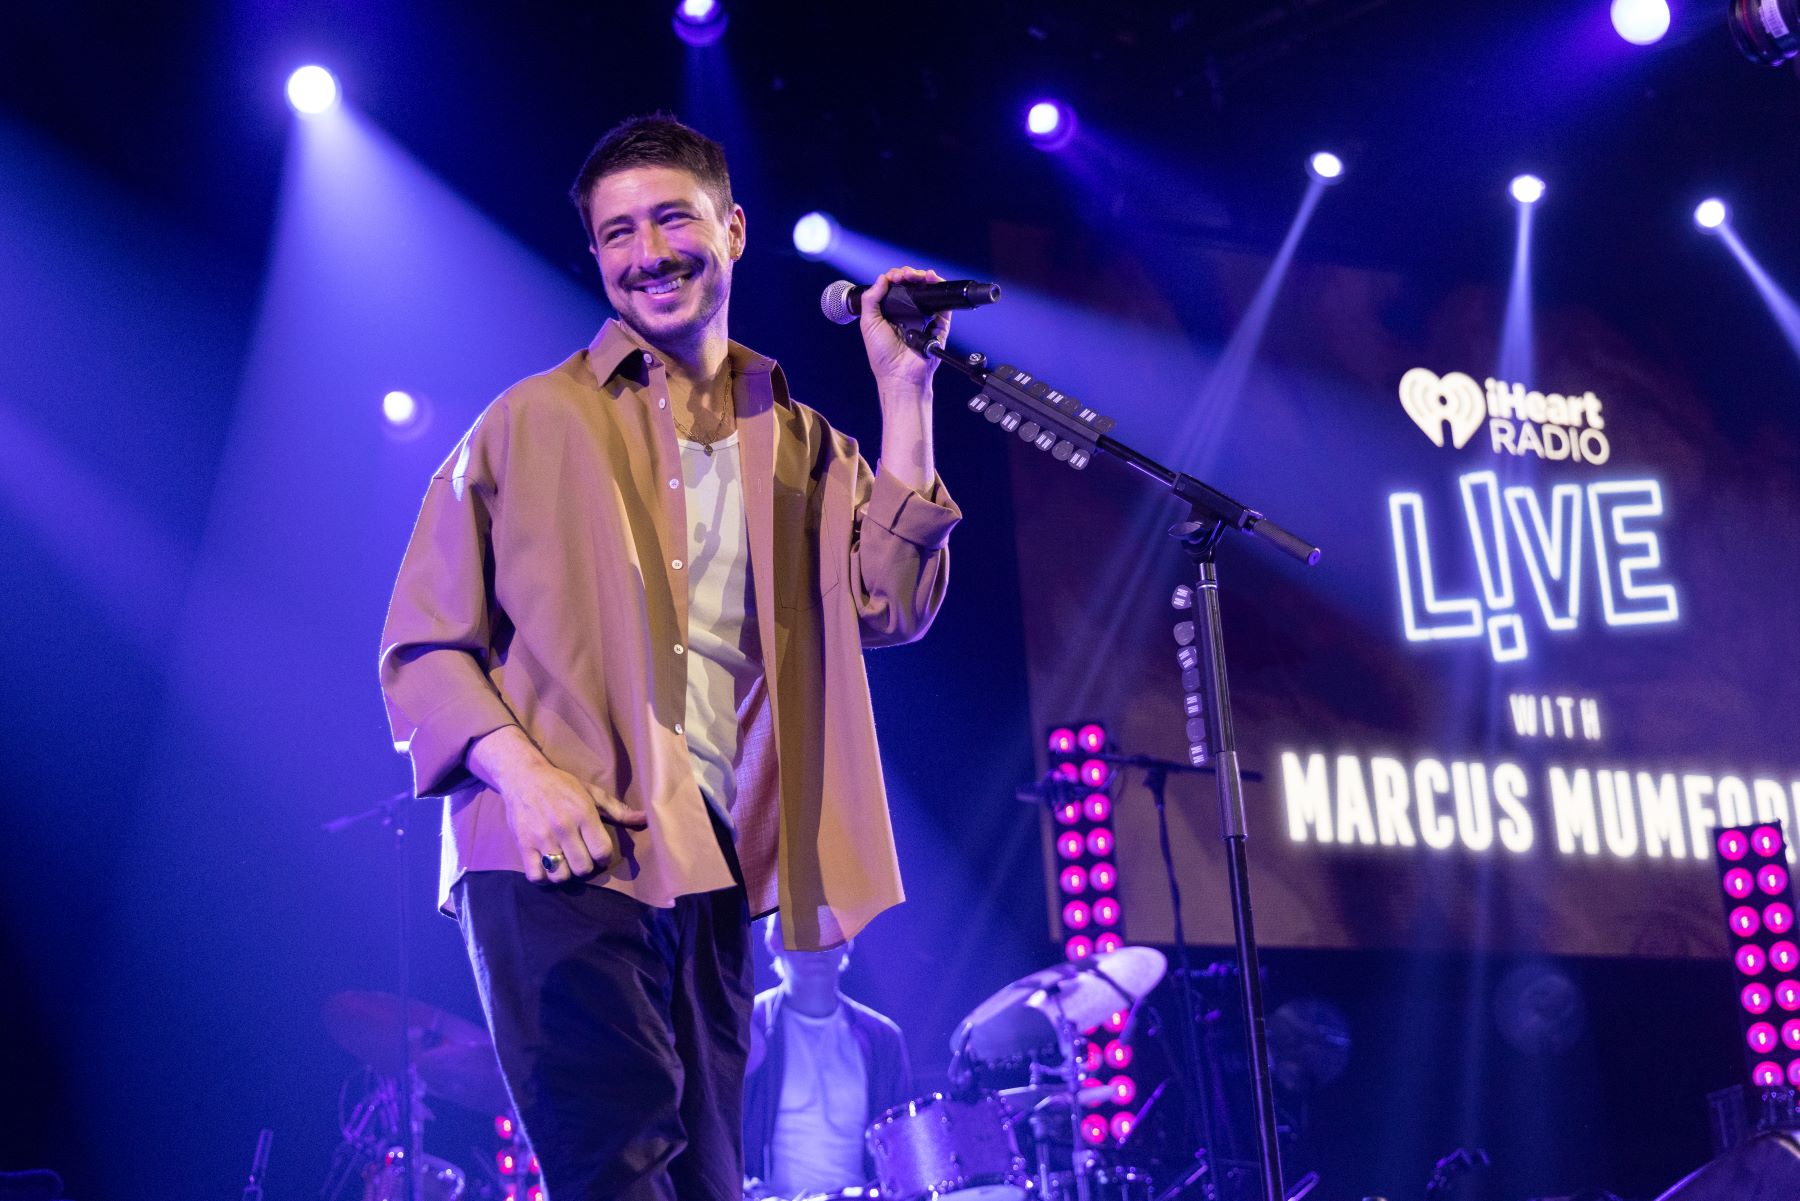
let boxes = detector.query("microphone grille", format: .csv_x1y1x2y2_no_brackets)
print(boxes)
820,279,858,325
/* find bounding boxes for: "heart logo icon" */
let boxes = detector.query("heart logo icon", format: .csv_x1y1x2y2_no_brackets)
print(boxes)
1398,368,1486,449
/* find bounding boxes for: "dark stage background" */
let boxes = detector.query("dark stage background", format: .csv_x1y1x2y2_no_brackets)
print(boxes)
3,3,1798,1201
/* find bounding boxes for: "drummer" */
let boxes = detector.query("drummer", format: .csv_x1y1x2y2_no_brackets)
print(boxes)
743,913,912,1198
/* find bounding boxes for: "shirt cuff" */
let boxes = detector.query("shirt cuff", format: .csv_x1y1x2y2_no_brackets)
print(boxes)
866,466,961,552
406,689,518,797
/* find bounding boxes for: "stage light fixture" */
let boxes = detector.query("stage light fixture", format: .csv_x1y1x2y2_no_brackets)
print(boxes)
672,0,727,46
1094,932,1123,954
1307,152,1345,183
1695,199,1729,231
1718,822,1800,1090
1510,174,1546,206
1060,866,1089,894
1049,727,1077,754
1611,0,1672,45
792,212,838,260
1090,862,1117,890
382,390,419,427
1080,1114,1109,1145
1109,1112,1136,1142
1063,900,1092,929
1066,935,1094,960
1084,794,1111,822
1086,828,1114,858
1025,100,1076,151
1080,759,1109,788
286,65,340,115
1077,723,1106,753
1731,0,1800,64
1056,800,1081,825
1057,832,1085,860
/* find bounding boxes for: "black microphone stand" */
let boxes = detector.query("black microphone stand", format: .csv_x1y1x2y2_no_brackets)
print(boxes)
906,330,1319,1201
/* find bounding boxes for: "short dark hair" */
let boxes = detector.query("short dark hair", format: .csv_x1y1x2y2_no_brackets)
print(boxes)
569,113,734,244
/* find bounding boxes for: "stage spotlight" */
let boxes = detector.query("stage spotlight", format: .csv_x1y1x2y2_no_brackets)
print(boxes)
1611,0,1672,45
1025,100,1076,151
792,211,838,259
1510,174,1546,206
286,66,340,115
1307,152,1345,183
382,390,419,427
672,0,727,46
1695,199,1729,231
1731,0,1800,65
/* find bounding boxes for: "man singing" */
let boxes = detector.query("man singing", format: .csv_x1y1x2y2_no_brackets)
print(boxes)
377,114,958,1201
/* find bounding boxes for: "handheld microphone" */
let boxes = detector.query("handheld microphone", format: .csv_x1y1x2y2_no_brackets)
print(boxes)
821,278,1001,326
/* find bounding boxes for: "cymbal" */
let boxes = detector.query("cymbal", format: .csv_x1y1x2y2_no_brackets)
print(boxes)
953,946,1168,1063
325,991,489,1073
416,1041,512,1115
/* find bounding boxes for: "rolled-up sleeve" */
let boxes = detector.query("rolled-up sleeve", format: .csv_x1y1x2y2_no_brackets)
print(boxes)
850,461,961,648
378,413,518,797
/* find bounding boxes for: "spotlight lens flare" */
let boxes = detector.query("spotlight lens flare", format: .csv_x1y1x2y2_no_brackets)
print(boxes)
1510,175,1546,206
792,211,837,259
1695,199,1729,231
382,390,419,427
1308,152,1344,182
1025,101,1076,150
286,66,340,115
672,0,727,46
1611,0,1672,45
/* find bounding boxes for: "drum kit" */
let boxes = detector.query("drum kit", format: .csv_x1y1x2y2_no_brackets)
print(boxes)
320,990,514,1201
319,945,1172,1201
856,945,1171,1201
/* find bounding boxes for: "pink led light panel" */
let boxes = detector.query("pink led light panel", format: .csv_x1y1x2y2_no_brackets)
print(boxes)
1095,933,1124,954
1748,1022,1778,1052
1091,863,1118,890
1726,868,1756,899
1087,829,1115,857
1060,866,1089,894
1082,1044,1101,1072
1732,906,1762,936
495,1115,514,1138
1754,826,1784,857
1058,832,1085,860
1762,865,1791,895
1106,1039,1133,1068
1081,1076,1105,1105
1770,904,1797,934
1055,762,1080,781
1744,983,1775,1014
1755,1061,1784,1087
1720,830,1750,860
1065,935,1094,961
1057,801,1081,826
499,1151,517,1175
1772,941,1799,972
1080,1115,1108,1145
1064,901,1093,930
1094,898,1122,927
1779,981,1800,1010
1782,1020,1800,1050
1078,724,1106,753
1081,759,1109,788
1789,1060,1800,1087
1084,794,1112,822
1105,1009,1128,1032
1737,944,1767,975
1049,727,1077,754
1111,1076,1137,1105
1110,1112,1136,1142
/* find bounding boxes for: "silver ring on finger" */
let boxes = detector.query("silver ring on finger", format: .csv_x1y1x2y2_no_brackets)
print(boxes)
541,852,565,872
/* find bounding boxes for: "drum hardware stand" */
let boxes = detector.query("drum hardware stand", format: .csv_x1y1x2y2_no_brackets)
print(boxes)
324,790,428,1201
907,328,1320,1201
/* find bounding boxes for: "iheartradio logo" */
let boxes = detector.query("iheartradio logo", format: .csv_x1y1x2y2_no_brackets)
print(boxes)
1397,367,1611,466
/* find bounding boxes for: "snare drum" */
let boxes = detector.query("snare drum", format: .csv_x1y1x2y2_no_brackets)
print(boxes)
361,1146,465,1201
866,1093,1027,1201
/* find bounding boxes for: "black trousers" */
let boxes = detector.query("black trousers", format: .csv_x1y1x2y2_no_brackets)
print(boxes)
456,839,752,1201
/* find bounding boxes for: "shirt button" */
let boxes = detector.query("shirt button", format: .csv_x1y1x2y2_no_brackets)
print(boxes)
671,558,684,570
674,722,685,736
642,352,653,365
674,644,686,655
658,397,667,409
668,477,679,489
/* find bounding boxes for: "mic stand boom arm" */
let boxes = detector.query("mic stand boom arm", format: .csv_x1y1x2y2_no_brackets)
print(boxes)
908,330,1318,1201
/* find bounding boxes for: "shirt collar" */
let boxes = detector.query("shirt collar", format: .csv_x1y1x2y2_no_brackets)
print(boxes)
585,318,780,390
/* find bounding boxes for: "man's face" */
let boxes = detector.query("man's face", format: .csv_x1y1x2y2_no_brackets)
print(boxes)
586,165,745,353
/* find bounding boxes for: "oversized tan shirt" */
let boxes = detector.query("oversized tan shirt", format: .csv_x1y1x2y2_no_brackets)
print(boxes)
378,321,959,949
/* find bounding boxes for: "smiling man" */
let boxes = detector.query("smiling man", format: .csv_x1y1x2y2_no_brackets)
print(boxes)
378,114,959,1201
